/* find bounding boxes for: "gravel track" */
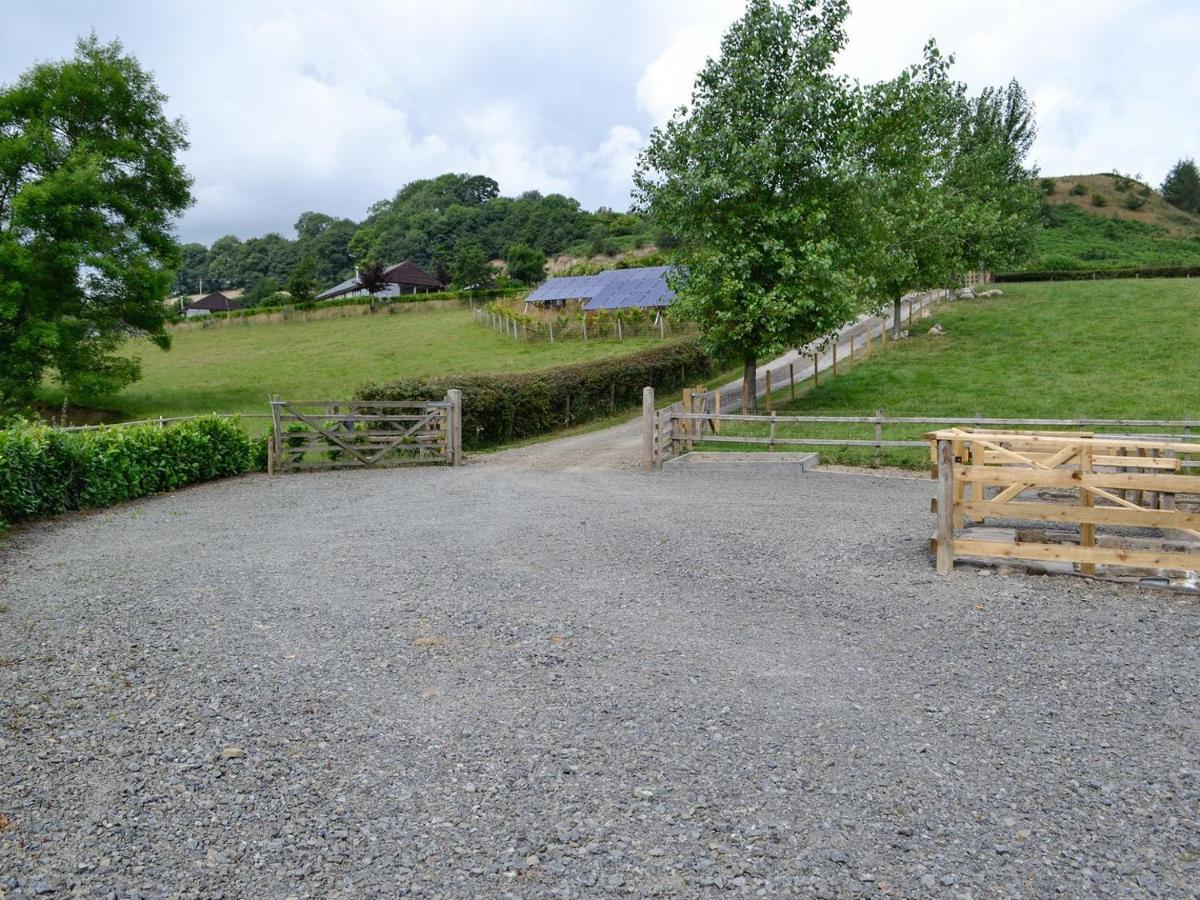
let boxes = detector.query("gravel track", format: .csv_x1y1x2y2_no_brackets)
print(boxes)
2,463,1199,898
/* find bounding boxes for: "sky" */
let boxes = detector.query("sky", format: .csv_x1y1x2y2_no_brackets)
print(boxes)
3,0,1198,245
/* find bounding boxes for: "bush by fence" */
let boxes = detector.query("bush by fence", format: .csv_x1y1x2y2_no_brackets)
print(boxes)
996,265,1200,283
0,416,254,529
358,339,714,448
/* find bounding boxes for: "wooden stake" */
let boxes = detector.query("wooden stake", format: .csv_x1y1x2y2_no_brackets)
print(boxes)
832,341,838,376
1079,444,1096,575
682,387,694,452
765,370,773,411
641,387,655,471
874,409,883,468
789,363,796,400
769,411,777,452
813,354,819,388
936,438,955,574
713,390,721,434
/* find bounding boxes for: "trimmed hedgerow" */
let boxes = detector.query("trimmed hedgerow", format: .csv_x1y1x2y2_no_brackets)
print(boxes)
995,265,1200,283
358,339,714,448
0,415,254,529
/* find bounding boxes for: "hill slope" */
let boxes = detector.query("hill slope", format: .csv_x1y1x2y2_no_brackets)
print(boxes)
1029,173,1200,270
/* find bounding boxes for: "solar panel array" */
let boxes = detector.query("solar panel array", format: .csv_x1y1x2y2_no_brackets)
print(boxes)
584,266,675,310
526,266,675,310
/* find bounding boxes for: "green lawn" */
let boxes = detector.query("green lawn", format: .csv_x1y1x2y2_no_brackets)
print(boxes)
41,306,661,422
705,278,1200,466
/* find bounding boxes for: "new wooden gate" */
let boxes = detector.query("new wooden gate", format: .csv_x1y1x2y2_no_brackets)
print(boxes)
269,393,462,473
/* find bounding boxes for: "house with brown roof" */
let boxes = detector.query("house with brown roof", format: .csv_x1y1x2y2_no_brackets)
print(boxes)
315,261,444,301
183,291,244,318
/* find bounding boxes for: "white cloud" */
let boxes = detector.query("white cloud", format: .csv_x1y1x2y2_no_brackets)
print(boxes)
3,0,1198,241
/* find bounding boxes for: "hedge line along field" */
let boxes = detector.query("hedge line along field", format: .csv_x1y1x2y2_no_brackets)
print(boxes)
707,278,1200,466
38,306,662,423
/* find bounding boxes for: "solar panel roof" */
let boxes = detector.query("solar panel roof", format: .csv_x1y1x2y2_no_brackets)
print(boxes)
526,266,676,310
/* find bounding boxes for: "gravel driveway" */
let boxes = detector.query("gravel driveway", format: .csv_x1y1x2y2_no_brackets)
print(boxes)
2,459,1198,897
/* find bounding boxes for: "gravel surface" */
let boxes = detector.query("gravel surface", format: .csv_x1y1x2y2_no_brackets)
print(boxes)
2,461,1199,898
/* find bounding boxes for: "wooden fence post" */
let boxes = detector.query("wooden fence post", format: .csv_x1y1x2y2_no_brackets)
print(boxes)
682,387,694,452
789,363,796,400
936,438,955,574
1079,443,1095,575
769,411,777,452
812,354,820,388
714,390,722,433
642,386,655,471
447,389,463,466
832,341,838,376
874,409,883,468
765,370,773,411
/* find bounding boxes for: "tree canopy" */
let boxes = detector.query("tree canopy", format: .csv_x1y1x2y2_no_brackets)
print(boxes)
0,34,193,407
636,0,1039,407
635,0,868,408
1162,158,1200,214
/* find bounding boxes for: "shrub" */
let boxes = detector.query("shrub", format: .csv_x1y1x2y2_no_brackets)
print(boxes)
1069,183,1087,196
1091,192,1107,207
358,339,714,448
1039,177,1056,195
0,416,254,529
1124,192,1148,211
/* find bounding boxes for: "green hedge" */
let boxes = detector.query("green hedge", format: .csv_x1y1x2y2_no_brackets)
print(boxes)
995,265,1200,283
0,416,254,529
358,339,714,448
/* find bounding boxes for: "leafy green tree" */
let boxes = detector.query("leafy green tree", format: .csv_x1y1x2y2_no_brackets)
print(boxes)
241,276,281,308
286,255,319,305
173,242,210,295
451,244,491,289
0,34,193,407
505,243,546,284
206,235,245,289
1161,158,1200,214
358,262,388,299
635,0,867,410
943,80,1040,275
859,42,963,337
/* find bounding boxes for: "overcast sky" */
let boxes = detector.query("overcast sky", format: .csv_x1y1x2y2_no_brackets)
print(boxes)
4,0,1198,245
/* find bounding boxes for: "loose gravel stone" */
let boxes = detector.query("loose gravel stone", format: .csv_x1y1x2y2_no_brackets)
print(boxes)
1,464,1198,897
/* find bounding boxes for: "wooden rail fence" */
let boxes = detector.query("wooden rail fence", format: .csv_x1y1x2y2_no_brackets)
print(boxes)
928,428,1200,583
269,393,462,473
643,400,1200,472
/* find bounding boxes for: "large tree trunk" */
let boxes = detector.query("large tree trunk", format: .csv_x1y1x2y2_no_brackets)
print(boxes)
892,297,902,339
742,355,758,412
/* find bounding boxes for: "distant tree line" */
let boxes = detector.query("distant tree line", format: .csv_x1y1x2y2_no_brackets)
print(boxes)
174,173,661,303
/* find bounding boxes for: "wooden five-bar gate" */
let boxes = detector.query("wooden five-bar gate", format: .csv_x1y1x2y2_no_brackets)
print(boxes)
269,392,462,473
928,428,1200,584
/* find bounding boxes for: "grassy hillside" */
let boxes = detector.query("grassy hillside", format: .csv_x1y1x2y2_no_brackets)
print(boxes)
39,307,662,422
712,279,1199,465
1028,174,1200,271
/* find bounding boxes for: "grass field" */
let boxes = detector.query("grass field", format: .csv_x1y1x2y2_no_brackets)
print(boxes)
705,278,1200,466
40,306,662,422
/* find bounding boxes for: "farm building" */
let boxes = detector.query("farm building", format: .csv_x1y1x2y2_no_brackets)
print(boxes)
316,261,444,301
526,266,676,311
182,291,244,318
